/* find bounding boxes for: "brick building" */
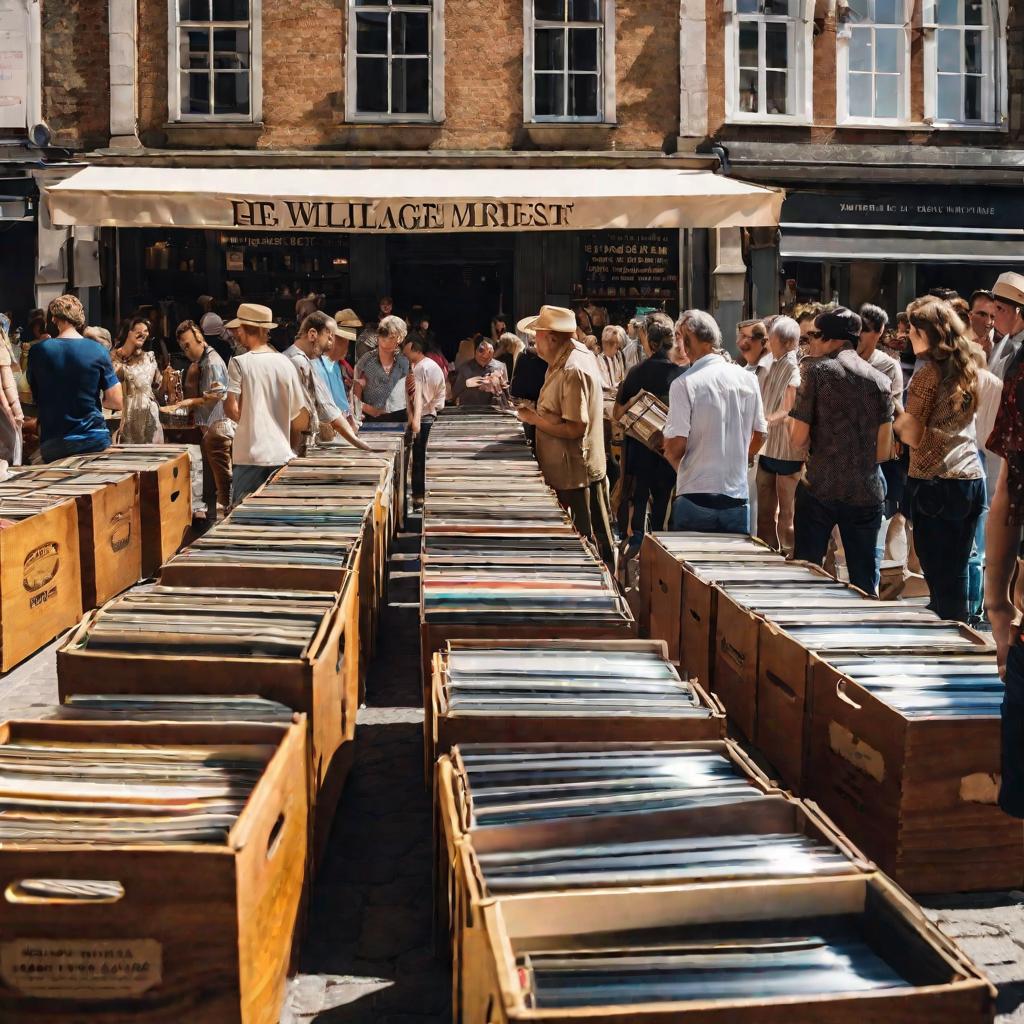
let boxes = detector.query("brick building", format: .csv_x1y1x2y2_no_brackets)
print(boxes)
0,1,1021,339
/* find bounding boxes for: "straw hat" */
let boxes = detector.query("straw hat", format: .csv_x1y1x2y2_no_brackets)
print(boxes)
332,308,363,341
992,273,1024,306
225,303,277,329
519,305,577,335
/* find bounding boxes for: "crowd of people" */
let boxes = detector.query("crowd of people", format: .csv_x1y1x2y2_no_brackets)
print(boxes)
6,274,1024,667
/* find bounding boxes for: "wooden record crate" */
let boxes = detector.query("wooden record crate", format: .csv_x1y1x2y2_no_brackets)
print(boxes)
433,741,775,992
462,875,995,1024
755,619,989,794
0,501,83,672
56,575,360,867
446,791,868,1024
806,658,1022,894
426,639,726,781
637,533,773,653
0,717,308,1024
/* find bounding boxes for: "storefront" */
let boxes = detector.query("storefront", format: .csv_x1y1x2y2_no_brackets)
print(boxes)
777,186,1024,311
46,163,781,354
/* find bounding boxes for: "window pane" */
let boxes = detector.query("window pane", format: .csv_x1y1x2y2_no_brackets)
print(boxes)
765,69,787,114
874,74,897,117
736,0,758,12
569,27,598,71
763,0,789,13
184,29,209,69
534,0,564,19
535,28,565,70
214,71,249,115
181,71,210,114
937,28,960,72
569,0,600,21
874,27,899,73
569,73,598,116
964,74,981,119
936,0,958,23
738,68,758,112
355,12,387,55
849,71,872,116
874,0,899,23
965,0,984,24
535,72,564,116
849,28,871,72
356,57,388,112
213,28,248,69
964,29,983,74
765,22,788,70
393,12,429,54
937,73,960,119
392,58,429,114
738,23,758,68
179,0,209,21
846,0,869,21
211,0,248,20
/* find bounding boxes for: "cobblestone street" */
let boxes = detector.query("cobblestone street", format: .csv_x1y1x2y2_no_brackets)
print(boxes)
3,526,1024,1021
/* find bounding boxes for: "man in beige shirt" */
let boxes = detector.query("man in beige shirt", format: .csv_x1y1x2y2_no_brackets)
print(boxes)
516,305,614,566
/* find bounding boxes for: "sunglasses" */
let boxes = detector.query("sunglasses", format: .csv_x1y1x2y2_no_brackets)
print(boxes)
800,330,823,341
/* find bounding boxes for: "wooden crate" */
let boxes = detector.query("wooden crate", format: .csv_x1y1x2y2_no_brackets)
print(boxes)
56,577,359,866
756,618,989,794
427,640,726,780
433,741,775,987
73,473,142,608
465,875,995,1024
0,718,308,1024
0,501,83,672
806,658,1023,894
448,793,870,1024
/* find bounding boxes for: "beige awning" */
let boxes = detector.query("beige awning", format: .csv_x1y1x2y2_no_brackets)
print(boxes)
46,165,782,234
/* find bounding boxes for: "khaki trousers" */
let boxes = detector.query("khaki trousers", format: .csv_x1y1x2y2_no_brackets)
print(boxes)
556,477,615,568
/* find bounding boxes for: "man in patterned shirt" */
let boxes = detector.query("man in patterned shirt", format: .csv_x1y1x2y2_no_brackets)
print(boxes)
788,307,894,596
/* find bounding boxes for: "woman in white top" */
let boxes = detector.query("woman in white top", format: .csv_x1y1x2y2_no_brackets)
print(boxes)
596,326,628,419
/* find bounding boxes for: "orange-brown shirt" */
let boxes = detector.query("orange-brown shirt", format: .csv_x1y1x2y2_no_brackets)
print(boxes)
905,360,982,481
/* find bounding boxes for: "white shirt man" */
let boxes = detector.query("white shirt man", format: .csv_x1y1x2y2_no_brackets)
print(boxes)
403,336,447,503
663,311,766,534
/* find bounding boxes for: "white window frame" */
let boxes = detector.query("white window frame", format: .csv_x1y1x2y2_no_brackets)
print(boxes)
523,0,616,124
922,0,1007,129
345,0,445,124
724,0,813,126
166,0,262,123
836,0,913,127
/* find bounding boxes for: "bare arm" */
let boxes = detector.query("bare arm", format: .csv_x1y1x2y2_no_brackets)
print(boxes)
892,409,923,449
224,393,241,423
102,383,123,411
663,435,687,471
0,363,22,426
787,417,810,449
765,384,797,427
985,460,1023,673
876,421,896,463
330,414,372,451
749,430,766,461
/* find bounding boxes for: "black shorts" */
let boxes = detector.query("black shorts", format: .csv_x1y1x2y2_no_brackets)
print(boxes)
759,455,802,476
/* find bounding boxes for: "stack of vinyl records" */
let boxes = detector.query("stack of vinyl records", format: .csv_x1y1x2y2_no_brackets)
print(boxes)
55,693,298,723
51,443,192,473
0,469,130,520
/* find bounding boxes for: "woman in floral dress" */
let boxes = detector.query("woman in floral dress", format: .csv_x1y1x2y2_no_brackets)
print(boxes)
112,318,164,444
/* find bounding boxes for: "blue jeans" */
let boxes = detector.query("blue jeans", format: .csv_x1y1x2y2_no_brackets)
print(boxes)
230,463,280,506
671,494,750,534
793,483,883,596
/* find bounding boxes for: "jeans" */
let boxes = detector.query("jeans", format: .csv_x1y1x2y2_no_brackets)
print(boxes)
411,415,434,498
671,493,750,534
793,483,883,596
230,463,279,506
905,476,985,623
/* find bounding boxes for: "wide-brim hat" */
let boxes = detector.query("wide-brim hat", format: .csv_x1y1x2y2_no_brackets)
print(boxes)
332,308,362,341
519,305,577,335
226,303,277,329
993,272,1024,306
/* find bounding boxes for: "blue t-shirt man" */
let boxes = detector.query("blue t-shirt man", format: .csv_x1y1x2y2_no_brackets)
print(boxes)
28,335,120,462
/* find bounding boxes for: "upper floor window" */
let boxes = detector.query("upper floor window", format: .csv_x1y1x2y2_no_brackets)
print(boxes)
346,0,445,122
524,0,615,123
925,0,1002,125
171,0,259,121
725,1,811,123
839,0,910,123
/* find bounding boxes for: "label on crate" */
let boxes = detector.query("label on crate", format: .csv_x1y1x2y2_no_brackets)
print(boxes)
828,722,885,783
108,512,132,553
0,938,162,998
22,542,59,593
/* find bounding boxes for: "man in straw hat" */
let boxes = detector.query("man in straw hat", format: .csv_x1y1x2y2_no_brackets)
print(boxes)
517,304,615,566
988,272,1024,381
223,303,310,505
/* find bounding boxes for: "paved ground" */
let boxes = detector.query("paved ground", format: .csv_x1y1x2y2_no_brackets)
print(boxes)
2,526,1024,1021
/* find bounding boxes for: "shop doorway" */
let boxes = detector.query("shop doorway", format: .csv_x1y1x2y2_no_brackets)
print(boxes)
390,258,512,361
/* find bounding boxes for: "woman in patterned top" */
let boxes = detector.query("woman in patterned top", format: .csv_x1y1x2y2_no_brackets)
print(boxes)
894,297,984,623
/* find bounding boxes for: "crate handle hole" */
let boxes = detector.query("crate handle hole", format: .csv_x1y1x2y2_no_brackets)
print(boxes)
266,813,286,860
169,489,181,504
766,671,797,702
6,879,125,905
836,681,863,710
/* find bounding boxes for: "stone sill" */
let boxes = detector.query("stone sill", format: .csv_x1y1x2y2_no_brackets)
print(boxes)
160,121,265,148
521,123,617,149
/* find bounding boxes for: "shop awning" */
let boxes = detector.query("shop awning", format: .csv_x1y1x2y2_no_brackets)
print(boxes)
46,166,782,234
781,227,1024,264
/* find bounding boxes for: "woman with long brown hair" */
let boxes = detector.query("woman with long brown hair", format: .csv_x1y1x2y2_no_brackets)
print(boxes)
894,297,984,622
